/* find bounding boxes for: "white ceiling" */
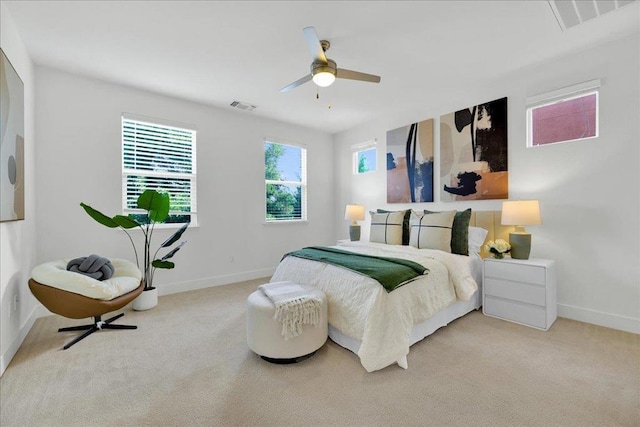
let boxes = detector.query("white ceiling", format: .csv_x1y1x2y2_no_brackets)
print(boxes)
4,1,639,134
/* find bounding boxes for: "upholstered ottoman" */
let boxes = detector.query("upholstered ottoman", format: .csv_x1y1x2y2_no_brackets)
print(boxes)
246,284,328,363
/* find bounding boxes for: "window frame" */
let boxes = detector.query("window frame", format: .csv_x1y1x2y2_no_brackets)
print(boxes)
264,139,307,223
526,79,600,148
121,114,197,227
352,139,377,175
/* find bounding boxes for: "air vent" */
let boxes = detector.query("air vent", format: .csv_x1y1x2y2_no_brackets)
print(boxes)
230,100,256,111
549,0,638,31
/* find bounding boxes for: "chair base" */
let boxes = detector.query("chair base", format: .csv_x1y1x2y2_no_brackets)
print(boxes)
58,312,137,350
260,351,317,364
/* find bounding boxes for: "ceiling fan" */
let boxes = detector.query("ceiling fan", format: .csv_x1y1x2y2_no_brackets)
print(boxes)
280,26,381,93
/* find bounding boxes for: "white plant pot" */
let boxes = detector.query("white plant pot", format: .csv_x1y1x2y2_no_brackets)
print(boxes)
133,287,158,311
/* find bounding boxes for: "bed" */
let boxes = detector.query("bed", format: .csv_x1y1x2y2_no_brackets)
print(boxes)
270,210,510,372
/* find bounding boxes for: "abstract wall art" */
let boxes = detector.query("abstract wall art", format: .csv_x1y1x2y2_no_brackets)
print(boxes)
440,97,508,201
386,118,434,203
1,48,25,222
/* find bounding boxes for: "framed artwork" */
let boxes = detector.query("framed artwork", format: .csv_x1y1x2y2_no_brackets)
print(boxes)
386,118,434,203
440,97,508,201
1,48,25,222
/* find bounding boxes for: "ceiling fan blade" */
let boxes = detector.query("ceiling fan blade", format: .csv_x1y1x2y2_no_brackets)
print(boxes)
336,68,381,83
303,26,327,63
279,74,312,92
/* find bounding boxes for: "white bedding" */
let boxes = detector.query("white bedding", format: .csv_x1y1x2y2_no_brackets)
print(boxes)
270,241,479,372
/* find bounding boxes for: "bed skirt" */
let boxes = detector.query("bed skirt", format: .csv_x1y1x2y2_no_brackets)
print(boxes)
327,287,482,367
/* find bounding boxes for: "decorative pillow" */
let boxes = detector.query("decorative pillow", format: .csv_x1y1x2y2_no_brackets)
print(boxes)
409,210,456,252
468,226,489,255
376,209,412,245
424,208,472,256
369,211,404,245
67,254,114,281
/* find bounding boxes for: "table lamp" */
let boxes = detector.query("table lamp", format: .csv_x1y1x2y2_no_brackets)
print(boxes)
344,204,365,241
501,200,542,259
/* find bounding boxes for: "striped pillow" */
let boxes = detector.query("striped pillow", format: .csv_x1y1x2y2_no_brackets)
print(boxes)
376,209,412,245
424,208,472,255
369,211,404,245
409,210,456,252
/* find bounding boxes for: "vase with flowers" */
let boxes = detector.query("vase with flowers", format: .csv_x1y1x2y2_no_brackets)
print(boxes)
484,239,511,259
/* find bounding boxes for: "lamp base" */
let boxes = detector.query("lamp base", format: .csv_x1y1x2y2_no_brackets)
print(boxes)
509,232,532,260
349,225,361,241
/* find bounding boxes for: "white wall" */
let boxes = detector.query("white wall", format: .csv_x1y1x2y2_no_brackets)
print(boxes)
0,4,38,375
34,67,334,294
333,34,640,333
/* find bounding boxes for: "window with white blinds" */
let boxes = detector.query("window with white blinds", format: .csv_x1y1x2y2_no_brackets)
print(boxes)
122,116,197,225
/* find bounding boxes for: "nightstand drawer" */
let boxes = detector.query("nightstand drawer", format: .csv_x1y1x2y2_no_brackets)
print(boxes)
484,296,547,329
484,261,546,286
484,278,546,307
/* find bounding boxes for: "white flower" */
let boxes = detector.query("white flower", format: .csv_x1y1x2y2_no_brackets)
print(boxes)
484,239,511,254
494,239,510,253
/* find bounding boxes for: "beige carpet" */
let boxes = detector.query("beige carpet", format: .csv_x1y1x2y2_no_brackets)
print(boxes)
1,278,638,427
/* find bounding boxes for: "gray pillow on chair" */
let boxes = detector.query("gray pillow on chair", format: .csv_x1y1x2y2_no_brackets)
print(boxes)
67,254,114,281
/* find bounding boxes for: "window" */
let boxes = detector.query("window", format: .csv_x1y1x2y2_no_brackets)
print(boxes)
264,140,306,222
122,115,197,225
352,140,377,174
527,79,600,147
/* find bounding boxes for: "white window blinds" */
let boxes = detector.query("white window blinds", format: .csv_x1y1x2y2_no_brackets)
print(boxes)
122,116,197,225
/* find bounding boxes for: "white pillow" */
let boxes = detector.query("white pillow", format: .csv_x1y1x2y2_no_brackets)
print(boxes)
409,210,456,252
468,226,489,255
31,258,142,300
369,211,404,245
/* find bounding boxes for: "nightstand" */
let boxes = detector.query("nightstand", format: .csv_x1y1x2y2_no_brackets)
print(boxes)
482,257,557,331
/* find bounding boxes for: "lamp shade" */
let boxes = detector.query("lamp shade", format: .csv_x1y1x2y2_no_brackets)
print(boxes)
501,200,542,226
344,204,365,222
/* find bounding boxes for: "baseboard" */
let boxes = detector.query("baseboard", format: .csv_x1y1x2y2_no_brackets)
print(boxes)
158,267,276,296
0,305,40,377
558,303,640,334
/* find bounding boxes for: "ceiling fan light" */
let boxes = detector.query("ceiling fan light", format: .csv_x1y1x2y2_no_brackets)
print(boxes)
312,71,336,87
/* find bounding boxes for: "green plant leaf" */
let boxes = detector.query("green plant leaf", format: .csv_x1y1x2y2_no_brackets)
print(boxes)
160,241,185,261
113,215,140,229
137,190,170,223
80,203,118,228
152,260,175,269
160,222,189,248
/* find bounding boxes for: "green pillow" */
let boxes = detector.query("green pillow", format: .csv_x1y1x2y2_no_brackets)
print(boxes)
424,208,472,255
377,209,412,245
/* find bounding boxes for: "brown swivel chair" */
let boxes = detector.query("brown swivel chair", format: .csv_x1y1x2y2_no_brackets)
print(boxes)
29,258,143,350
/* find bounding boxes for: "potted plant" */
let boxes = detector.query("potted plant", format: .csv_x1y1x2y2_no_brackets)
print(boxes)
80,189,188,310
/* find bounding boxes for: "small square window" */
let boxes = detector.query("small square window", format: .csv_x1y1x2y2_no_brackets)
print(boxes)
353,144,377,174
527,80,600,147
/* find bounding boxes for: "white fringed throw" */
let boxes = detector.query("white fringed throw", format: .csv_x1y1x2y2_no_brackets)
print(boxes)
259,281,322,340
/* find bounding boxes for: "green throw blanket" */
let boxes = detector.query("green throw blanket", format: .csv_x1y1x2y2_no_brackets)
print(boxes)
283,246,429,292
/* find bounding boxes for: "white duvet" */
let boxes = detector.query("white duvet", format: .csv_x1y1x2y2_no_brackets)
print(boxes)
270,241,478,372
